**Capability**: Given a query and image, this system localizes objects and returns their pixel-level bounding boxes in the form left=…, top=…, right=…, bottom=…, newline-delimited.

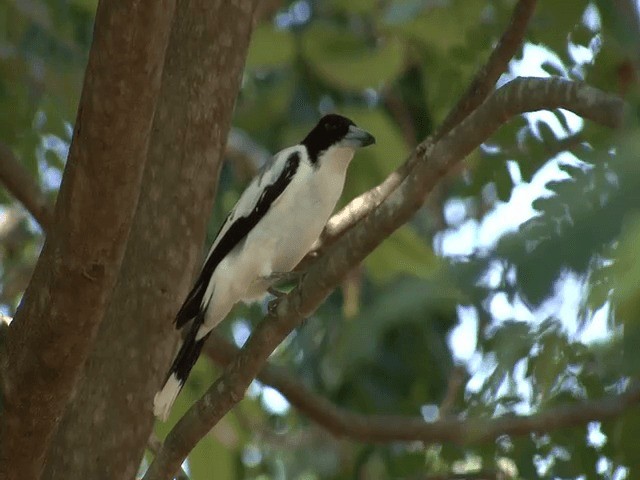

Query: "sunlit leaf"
left=533, top=0, right=590, bottom=56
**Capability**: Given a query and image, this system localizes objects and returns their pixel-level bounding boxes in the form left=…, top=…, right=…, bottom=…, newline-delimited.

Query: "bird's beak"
left=342, top=125, right=376, bottom=148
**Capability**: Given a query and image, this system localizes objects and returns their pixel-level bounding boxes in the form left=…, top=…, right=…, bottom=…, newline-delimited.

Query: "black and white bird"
left=153, top=114, right=375, bottom=420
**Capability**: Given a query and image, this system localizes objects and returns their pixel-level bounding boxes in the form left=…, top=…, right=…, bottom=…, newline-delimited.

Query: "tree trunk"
left=0, top=1, right=176, bottom=478
left=41, top=1, right=258, bottom=479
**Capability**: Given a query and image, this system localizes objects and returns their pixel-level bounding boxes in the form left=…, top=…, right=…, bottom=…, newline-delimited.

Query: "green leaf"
left=384, top=0, right=486, bottom=52
left=325, top=276, right=458, bottom=390
left=610, top=215, right=640, bottom=375
left=487, top=320, right=533, bottom=372
left=339, top=108, right=408, bottom=200
left=188, top=422, right=236, bottom=480
left=302, top=24, right=405, bottom=91
left=246, top=25, right=295, bottom=69
left=532, top=0, right=590, bottom=55
left=611, top=215, right=640, bottom=322
left=68, top=0, right=98, bottom=13
left=606, top=409, right=640, bottom=475
left=234, top=76, right=294, bottom=134
left=365, top=225, right=439, bottom=282
left=329, top=0, right=377, bottom=15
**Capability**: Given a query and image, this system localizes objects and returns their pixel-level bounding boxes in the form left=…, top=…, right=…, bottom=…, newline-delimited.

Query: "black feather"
left=174, top=151, right=302, bottom=328
left=166, top=312, right=208, bottom=386
left=301, top=114, right=355, bottom=163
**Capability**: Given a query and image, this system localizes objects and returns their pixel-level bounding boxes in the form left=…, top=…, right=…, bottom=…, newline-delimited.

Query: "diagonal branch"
left=0, top=142, right=53, bottom=232
left=432, top=0, right=538, bottom=141
left=203, top=334, right=640, bottom=445
left=144, top=78, right=626, bottom=479
left=147, top=433, right=189, bottom=480
left=299, top=0, right=538, bottom=267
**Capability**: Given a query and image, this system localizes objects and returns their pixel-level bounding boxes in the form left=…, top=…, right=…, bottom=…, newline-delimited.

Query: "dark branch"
left=144, top=77, right=626, bottom=480
left=203, top=334, right=639, bottom=447
left=0, top=142, right=53, bottom=232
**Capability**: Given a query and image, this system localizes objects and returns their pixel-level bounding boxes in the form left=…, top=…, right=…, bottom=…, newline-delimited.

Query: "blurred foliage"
left=2, top=0, right=640, bottom=479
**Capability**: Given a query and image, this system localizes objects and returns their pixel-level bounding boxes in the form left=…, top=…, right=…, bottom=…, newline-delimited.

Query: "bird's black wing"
left=175, top=150, right=302, bottom=328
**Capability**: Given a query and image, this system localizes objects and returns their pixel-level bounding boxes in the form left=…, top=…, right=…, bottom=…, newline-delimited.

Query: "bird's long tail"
left=153, top=313, right=209, bottom=421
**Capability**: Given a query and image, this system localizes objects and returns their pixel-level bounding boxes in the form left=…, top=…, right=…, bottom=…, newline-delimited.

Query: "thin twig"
left=0, top=141, right=53, bottom=232
left=439, top=366, right=466, bottom=418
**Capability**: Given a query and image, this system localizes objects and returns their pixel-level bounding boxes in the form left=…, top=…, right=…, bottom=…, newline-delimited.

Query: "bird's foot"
left=264, top=270, right=303, bottom=286
left=267, top=296, right=281, bottom=316
left=264, top=270, right=306, bottom=316
left=267, top=286, right=288, bottom=299
left=263, top=270, right=304, bottom=297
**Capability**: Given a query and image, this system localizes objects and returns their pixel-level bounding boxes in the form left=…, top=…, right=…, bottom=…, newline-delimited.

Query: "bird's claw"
left=267, top=296, right=281, bottom=316
left=267, top=286, right=288, bottom=298
left=264, top=270, right=307, bottom=316
left=264, top=270, right=303, bottom=285
left=264, top=270, right=305, bottom=298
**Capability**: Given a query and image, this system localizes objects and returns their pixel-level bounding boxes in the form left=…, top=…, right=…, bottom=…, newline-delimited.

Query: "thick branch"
left=0, top=141, right=53, bottom=232
left=147, top=433, right=189, bottom=480
left=40, top=1, right=257, bottom=479
left=301, top=0, right=538, bottom=265
left=144, top=78, right=626, bottom=479
left=0, top=1, right=176, bottom=478
left=203, top=335, right=639, bottom=445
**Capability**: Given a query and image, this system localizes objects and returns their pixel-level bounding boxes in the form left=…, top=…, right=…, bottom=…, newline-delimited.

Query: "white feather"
left=153, top=374, right=182, bottom=421
left=154, top=116, right=374, bottom=421
left=197, top=144, right=356, bottom=338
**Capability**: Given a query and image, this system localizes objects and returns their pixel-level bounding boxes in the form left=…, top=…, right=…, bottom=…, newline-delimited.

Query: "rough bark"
left=0, top=1, right=175, bottom=478
left=41, top=1, right=257, bottom=479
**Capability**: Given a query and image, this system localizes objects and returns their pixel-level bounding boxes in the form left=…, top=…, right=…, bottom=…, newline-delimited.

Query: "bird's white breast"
left=201, top=144, right=357, bottom=324
left=241, top=146, right=355, bottom=295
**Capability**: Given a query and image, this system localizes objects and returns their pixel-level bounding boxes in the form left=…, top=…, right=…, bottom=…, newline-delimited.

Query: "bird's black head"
left=302, top=114, right=375, bottom=163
